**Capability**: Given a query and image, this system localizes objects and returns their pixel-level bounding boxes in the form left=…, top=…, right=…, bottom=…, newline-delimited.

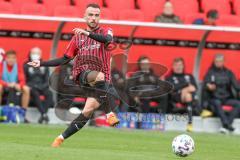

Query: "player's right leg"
left=51, top=97, right=100, bottom=147
left=85, top=70, right=119, bottom=126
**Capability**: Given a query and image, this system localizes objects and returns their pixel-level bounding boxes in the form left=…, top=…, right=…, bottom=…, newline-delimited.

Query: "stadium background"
left=0, top=0, right=240, bottom=160
left=0, top=0, right=240, bottom=131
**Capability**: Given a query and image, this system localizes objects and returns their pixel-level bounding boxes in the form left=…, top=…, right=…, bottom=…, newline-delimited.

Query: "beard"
left=87, top=22, right=98, bottom=30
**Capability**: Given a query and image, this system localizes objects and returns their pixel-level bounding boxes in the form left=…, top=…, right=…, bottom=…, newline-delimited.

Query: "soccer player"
left=28, top=3, right=119, bottom=147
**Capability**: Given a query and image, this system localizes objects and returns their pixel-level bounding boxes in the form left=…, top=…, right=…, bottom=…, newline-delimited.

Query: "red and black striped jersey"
left=64, top=26, right=113, bottom=82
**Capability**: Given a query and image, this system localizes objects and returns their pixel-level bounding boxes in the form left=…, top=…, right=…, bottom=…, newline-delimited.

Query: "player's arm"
left=27, top=55, right=71, bottom=68
left=40, top=55, right=71, bottom=66
left=73, top=28, right=113, bottom=44
left=88, top=33, right=112, bottom=43
left=28, top=35, right=77, bottom=68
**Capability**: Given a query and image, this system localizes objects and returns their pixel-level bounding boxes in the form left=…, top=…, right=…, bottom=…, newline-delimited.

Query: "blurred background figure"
left=193, top=9, right=219, bottom=25
left=0, top=50, right=30, bottom=121
left=24, top=47, right=53, bottom=124
left=202, top=54, right=240, bottom=134
left=111, top=58, right=128, bottom=112
left=0, top=48, right=5, bottom=63
left=128, top=56, right=168, bottom=113
left=155, top=1, right=182, bottom=24
left=166, top=57, right=198, bottom=132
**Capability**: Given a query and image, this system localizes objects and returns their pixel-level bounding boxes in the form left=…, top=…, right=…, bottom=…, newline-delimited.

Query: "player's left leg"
left=51, top=70, right=119, bottom=147
left=85, top=70, right=119, bottom=126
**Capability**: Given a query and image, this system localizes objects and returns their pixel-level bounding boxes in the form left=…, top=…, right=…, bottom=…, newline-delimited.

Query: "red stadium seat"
left=118, top=9, right=145, bottom=21
left=138, top=0, right=165, bottom=21
left=217, top=14, right=240, bottom=26
left=184, top=13, right=205, bottom=24
left=101, top=8, right=116, bottom=20
left=233, top=0, right=240, bottom=15
left=118, top=9, right=144, bottom=21
left=75, top=0, right=103, bottom=7
left=11, top=0, right=37, bottom=6
left=222, top=105, right=234, bottom=112
left=169, top=0, right=199, bottom=19
left=54, top=5, right=80, bottom=17
left=42, top=0, right=70, bottom=15
left=105, top=0, right=135, bottom=10
left=11, top=0, right=38, bottom=13
left=21, top=4, right=47, bottom=16
left=201, top=0, right=231, bottom=14
left=0, top=1, right=14, bottom=14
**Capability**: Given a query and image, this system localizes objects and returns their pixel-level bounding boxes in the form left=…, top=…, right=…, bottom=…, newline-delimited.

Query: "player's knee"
left=95, top=72, right=105, bottom=82
left=82, top=107, right=95, bottom=117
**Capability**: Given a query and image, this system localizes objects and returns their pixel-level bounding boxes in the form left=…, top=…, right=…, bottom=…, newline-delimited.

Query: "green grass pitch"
left=0, top=124, right=239, bottom=160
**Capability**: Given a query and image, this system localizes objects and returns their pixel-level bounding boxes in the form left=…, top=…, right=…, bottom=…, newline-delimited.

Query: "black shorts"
left=78, top=69, right=92, bottom=86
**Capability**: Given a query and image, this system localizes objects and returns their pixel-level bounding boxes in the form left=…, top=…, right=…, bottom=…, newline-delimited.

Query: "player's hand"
left=27, top=60, right=40, bottom=67
left=8, top=82, right=16, bottom=88
left=73, top=28, right=89, bottom=36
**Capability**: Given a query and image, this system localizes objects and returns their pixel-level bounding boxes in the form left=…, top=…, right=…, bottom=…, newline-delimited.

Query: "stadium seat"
left=169, top=0, right=199, bottom=19
left=105, top=0, right=135, bottom=10
left=75, top=0, right=103, bottom=7
left=222, top=105, right=234, bottom=112
left=233, top=0, right=240, bottom=15
left=184, top=13, right=205, bottom=24
left=21, top=4, right=47, bottom=16
left=118, top=9, right=145, bottom=21
left=217, top=14, right=240, bottom=26
left=11, top=0, right=37, bottom=5
left=138, top=0, right=165, bottom=21
left=201, top=0, right=231, bottom=14
left=11, top=0, right=38, bottom=13
left=0, top=1, right=14, bottom=14
left=54, top=5, right=80, bottom=17
left=42, top=0, right=70, bottom=15
left=101, top=8, right=116, bottom=20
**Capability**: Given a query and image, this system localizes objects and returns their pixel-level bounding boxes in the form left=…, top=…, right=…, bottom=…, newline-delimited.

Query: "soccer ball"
left=172, top=134, right=195, bottom=157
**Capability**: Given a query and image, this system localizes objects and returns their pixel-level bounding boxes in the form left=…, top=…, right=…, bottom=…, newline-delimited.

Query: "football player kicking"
left=28, top=3, right=119, bottom=147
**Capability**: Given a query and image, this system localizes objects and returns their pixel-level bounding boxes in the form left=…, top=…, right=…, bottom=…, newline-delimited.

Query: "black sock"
left=62, top=113, right=89, bottom=139
left=186, top=103, right=193, bottom=124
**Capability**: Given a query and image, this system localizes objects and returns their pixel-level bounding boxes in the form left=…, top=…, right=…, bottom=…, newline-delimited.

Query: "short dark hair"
left=6, top=50, right=16, bottom=56
left=86, top=3, right=100, bottom=9
left=207, top=9, right=219, bottom=19
left=173, top=57, right=184, bottom=64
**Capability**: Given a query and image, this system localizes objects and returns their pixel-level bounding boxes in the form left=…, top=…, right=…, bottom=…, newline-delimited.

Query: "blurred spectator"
left=155, top=1, right=182, bottom=24
left=202, top=54, right=240, bottom=133
left=24, top=47, right=53, bottom=124
left=0, top=50, right=30, bottom=119
left=193, top=9, right=219, bottom=25
left=166, top=57, right=198, bottom=132
left=128, top=56, right=168, bottom=113
left=111, top=59, right=128, bottom=112
left=0, top=48, right=5, bottom=63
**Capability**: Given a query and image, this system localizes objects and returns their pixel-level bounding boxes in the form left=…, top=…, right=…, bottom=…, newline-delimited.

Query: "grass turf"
left=0, top=124, right=239, bottom=160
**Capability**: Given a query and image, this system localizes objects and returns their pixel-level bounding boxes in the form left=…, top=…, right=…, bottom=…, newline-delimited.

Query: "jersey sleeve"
left=103, top=27, right=113, bottom=38
left=64, top=35, right=78, bottom=58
